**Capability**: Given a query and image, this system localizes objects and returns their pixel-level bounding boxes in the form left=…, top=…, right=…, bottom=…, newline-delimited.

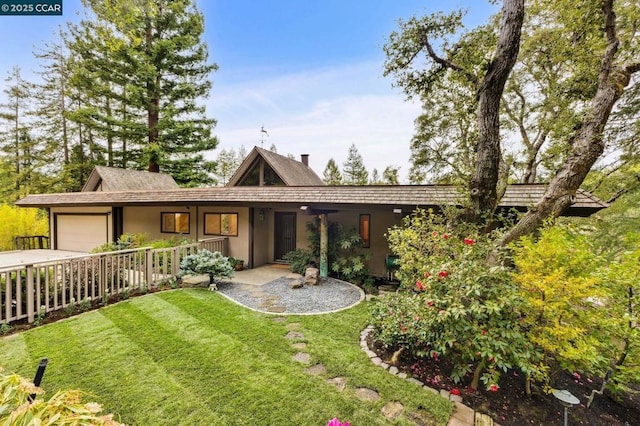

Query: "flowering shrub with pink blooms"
left=327, top=417, right=350, bottom=426
left=372, top=208, right=536, bottom=391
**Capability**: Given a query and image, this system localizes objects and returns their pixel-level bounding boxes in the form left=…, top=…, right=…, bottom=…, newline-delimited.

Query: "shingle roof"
left=227, top=146, right=325, bottom=186
left=81, top=166, right=179, bottom=192
left=16, top=184, right=607, bottom=216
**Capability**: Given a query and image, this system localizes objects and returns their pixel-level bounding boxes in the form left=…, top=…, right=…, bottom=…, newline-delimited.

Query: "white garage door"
left=56, top=214, right=109, bottom=252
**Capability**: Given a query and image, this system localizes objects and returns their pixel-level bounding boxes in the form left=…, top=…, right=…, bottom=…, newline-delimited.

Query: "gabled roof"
left=227, top=146, right=325, bottom=187
left=81, top=166, right=179, bottom=192
left=16, top=184, right=608, bottom=216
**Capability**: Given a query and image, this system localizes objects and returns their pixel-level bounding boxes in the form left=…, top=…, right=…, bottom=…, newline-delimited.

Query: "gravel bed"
left=216, top=277, right=364, bottom=314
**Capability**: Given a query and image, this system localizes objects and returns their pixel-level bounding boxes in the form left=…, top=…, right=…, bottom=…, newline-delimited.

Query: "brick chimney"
left=301, top=154, right=309, bottom=166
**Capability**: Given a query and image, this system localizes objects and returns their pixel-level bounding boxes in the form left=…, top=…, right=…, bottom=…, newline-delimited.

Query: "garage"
left=54, top=213, right=110, bottom=252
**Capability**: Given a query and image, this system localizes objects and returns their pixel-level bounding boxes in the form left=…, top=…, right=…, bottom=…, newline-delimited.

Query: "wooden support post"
left=320, top=214, right=328, bottom=278
left=26, top=265, right=34, bottom=323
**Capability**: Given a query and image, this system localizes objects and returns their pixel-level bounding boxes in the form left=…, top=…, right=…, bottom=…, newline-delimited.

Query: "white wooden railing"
left=0, top=237, right=227, bottom=325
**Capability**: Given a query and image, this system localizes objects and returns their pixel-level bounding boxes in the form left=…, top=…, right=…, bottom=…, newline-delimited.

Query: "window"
left=161, top=212, right=190, bottom=234
left=360, top=214, right=370, bottom=248
left=204, top=213, right=238, bottom=236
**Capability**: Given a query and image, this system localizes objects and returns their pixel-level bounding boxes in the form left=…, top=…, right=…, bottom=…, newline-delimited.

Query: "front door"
left=274, top=212, right=296, bottom=261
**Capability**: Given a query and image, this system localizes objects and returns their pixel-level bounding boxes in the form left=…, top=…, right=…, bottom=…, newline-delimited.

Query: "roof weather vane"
left=260, top=125, right=269, bottom=147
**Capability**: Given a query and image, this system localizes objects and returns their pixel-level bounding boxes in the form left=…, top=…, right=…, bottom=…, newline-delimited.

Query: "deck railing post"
left=26, top=265, right=35, bottom=323
left=145, top=248, right=153, bottom=286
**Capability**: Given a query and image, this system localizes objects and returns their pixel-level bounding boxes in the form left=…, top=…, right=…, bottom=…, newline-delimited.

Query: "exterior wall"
left=197, top=206, right=250, bottom=266
left=52, top=202, right=401, bottom=275
left=328, top=209, right=403, bottom=277
left=123, top=206, right=195, bottom=241
left=49, top=206, right=113, bottom=250
left=252, top=208, right=270, bottom=267
left=123, top=206, right=251, bottom=266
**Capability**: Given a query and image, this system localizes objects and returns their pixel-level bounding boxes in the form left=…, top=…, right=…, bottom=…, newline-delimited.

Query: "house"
left=16, top=146, right=608, bottom=277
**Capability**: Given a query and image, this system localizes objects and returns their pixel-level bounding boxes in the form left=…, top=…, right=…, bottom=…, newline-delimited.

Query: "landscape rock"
left=289, top=279, right=304, bottom=289
left=304, top=267, right=320, bottom=285
left=180, top=274, right=210, bottom=287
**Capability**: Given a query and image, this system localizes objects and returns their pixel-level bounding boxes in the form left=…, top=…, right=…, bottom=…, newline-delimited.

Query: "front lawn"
left=0, top=290, right=452, bottom=425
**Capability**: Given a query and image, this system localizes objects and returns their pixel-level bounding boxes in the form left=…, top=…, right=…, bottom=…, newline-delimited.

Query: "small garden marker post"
left=29, top=358, right=48, bottom=401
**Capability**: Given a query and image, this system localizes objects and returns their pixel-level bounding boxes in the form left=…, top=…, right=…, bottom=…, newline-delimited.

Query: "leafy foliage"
left=0, top=204, right=48, bottom=251
left=0, top=368, right=124, bottom=425
left=91, top=233, right=191, bottom=253
left=512, top=225, right=609, bottom=378
left=179, top=249, right=234, bottom=282
left=330, top=228, right=371, bottom=286
left=282, top=249, right=314, bottom=275
left=377, top=209, right=535, bottom=390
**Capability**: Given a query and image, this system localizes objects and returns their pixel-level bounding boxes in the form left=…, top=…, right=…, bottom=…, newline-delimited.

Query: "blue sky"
left=0, top=0, right=497, bottom=182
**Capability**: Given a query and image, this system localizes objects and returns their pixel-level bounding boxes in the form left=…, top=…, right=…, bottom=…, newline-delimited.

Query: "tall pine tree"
left=342, top=144, right=368, bottom=185
left=67, top=0, right=218, bottom=186
left=322, top=158, right=342, bottom=185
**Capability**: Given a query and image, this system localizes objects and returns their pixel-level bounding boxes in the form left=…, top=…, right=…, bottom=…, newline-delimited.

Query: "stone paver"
left=389, top=366, right=399, bottom=375
left=291, top=342, right=307, bottom=350
left=284, top=331, right=304, bottom=340
left=267, top=305, right=286, bottom=313
left=407, top=409, right=438, bottom=426
left=327, top=377, right=347, bottom=391
left=474, top=413, right=494, bottom=426
left=381, top=401, right=404, bottom=420
left=285, top=322, right=301, bottom=331
left=271, top=317, right=286, bottom=323
left=305, top=364, right=327, bottom=375
left=355, top=388, right=380, bottom=402
left=450, top=401, right=475, bottom=425
left=292, top=352, right=311, bottom=364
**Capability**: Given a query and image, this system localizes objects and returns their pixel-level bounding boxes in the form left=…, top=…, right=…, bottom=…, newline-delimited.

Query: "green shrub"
left=282, top=249, right=314, bottom=274
left=0, top=368, right=124, bottom=425
left=179, top=250, right=234, bottom=282
left=0, top=204, right=48, bottom=251
left=512, top=224, right=609, bottom=382
left=377, top=208, right=535, bottom=391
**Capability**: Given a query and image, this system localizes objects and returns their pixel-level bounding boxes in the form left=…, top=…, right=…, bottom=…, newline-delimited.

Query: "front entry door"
left=274, top=212, right=296, bottom=261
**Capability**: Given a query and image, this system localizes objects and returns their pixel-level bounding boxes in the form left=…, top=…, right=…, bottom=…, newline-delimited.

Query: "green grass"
left=0, top=290, right=452, bottom=425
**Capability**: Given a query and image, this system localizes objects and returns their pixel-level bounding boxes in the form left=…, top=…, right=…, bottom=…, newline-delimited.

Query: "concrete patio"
left=0, top=249, right=88, bottom=269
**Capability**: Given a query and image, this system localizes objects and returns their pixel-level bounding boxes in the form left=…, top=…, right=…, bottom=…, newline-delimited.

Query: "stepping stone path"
left=355, top=388, right=380, bottom=402
left=240, top=284, right=288, bottom=312
left=381, top=401, right=404, bottom=421
left=284, top=331, right=304, bottom=340
left=292, top=352, right=311, bottom=364
left=281, top=321, right=458, bottom=426
left=305, top=364, right=327, bottom=375
left=326, top=377, right=346, bottom=392
left=359, top=325, right=500, bottom=426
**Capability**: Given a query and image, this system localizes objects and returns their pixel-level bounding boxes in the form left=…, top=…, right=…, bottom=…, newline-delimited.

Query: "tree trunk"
left=470, top=0, right=525, bottom=218
left=502, top=0, right=639, bottom=246
left=146, top=15, right=160, bottom=173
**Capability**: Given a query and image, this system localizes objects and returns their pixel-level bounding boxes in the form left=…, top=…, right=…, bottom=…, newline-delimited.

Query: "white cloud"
left=206, top=61, right=422, bottom=182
